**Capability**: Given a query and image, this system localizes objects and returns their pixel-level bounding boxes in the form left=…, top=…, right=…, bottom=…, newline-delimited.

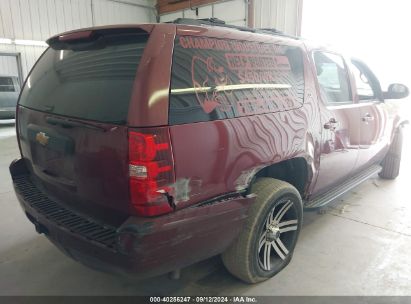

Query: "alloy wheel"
left=257, top=199, right=299, bottom=271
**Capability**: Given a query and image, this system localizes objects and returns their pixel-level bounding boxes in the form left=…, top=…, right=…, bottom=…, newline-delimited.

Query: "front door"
left=349, top=59, right=391, bottom=172
left=311, top=51, right=361, bottom=195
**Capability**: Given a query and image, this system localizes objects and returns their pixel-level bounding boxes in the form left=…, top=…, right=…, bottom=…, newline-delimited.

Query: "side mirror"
left=384, top=83, right=409, bottom=99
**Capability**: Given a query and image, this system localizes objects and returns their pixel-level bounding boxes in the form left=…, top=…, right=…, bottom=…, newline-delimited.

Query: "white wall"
left=0, top=0, right=302, bottom=81
left=0, top=45, right=44, bottom=82
left=160, top=0, right=247, bottom=26
left=254, top=0, right=302, bottom=35
left=301, top=0, right=410, bottom=90
left=0, top=0, right=155, bottom=80
left=92, top=0, right=156, bottom=27
left=159, top=0, right=302, bottom=34
left=0, top=55, right=18, bottom=76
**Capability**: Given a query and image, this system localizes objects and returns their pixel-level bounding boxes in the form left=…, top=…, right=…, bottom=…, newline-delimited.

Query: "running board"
left=304, top=164, right=382, bottom=210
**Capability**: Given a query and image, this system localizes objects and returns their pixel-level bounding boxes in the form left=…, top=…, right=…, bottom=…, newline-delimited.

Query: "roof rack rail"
left=257, top=28, right=299, bottom=40
left=170, top=18, right=257, bottom=33
left=169, top=18, right=299, bottom=40
left=259, top=28, right=284, bottom=34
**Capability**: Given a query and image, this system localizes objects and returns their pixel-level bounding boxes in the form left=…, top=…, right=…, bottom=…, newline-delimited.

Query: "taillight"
left=128, top=128, right=175, bottom=217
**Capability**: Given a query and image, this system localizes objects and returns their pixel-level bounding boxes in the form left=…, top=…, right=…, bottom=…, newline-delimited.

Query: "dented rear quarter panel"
left=168, top=26, right=323, bottom=209
left=116, top=194, right=254, bottom=276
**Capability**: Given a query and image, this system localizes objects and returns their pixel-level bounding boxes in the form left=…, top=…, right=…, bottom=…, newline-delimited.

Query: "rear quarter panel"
left=169, top=28, right=323, bottom=209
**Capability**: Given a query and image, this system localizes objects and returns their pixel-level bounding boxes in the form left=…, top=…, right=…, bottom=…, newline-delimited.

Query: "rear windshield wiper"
left=46, top=116, right=116, bottom=132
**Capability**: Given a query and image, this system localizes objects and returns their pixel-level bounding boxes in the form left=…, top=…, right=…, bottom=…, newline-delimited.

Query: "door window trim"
left=350, top=58, right=383, bottom=103
left=312, top=50, right=353, bottom=106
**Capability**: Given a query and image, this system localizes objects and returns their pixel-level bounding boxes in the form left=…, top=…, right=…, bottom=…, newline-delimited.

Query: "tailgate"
left=16, top=28, right=149, bottom=222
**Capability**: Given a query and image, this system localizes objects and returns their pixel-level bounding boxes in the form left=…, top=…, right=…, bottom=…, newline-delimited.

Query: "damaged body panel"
left=11, top=158, right=254, bottom=277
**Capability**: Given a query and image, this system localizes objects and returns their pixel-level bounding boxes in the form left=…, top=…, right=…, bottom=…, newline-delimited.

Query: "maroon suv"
left=9, top=19, right=409, bottom=283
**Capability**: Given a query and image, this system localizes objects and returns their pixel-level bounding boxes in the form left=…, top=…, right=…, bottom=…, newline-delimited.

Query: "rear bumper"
left=0, top=108, right=16, bottom=119
left=10, top=158, right=254, bottom=277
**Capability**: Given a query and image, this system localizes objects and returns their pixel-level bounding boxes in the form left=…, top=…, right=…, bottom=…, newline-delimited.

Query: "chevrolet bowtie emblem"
left=35, top=132, right=49, bottom=146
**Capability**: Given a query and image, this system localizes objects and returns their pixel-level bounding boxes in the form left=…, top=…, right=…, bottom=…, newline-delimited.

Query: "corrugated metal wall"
left=0, top=0, right=155, bottom=80
left=254, top=0, right=302, bottom=35
left=160, top=0, right=302, bottom=34
left=0, top=45, right=44, bottom=81
left=92, top=0, right=156, bottom=27
left=160, top=0, right=247, bottom=26
left=1, top=0, right=302, bottom=81
left=0, top=55, right=18, bottom=76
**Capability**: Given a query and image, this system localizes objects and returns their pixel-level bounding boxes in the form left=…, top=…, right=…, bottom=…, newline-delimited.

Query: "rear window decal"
left=170, top=36, right=304, bottom=125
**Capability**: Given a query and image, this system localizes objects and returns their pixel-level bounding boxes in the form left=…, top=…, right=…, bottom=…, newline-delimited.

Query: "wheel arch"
left=246, top=157, right=312, bottom=199
left=391, top=115, right=408, bottom=142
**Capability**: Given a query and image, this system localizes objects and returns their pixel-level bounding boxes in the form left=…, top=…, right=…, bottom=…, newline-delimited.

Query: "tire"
left=222, top=178, right=303, bottom=283
left=379, top=127, right=403, bottom=179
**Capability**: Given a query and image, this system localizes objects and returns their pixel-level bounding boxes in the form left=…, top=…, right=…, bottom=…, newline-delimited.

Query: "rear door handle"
left=324, top=118, right=338, bottom=130
left=362, top=113, right=374, bottom=122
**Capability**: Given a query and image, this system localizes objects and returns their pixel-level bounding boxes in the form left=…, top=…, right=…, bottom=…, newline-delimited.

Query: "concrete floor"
left=0, top=118, right=410, bottom=296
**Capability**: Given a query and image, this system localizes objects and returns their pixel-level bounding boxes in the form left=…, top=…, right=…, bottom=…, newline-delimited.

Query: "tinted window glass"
left=169, top=36, right=305, bottom=125
left=314, top=52, right=351, bottom=103
left=0, top=77, right=15, bottom=92
left=19, top=34, right=148, bottom=124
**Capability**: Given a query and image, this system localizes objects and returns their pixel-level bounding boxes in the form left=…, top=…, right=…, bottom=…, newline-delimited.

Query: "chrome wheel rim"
left=257, top=199, right=299, bottom=271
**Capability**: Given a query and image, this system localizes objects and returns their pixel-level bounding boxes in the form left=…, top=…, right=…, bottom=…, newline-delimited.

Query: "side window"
left=0, top=77, right=16, bottom=92
left=313, top=52, right=351, bottom=104
left=169, top=36, right=305, bottom=125
left=350, top=60, right=381, bottom=101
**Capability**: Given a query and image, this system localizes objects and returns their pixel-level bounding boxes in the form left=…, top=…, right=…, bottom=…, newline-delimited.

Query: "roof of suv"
left=47, top=20, right=304, bottom=49
left=44, top=21, right=309, bottom=127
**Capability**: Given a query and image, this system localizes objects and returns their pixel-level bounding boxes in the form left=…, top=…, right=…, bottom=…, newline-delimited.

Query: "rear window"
left=19, top=33, right=148, bottom=124
left=0, top=77, right=16, bottom=92
left=169, top=36, right=305, bottom=125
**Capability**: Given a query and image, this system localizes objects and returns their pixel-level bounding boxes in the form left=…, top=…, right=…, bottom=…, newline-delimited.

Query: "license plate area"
left=27, top=123, right=75, bottom=181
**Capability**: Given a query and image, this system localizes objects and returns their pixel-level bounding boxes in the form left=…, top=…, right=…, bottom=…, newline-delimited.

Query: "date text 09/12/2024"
left=149, top=296, right=258, bottom=303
